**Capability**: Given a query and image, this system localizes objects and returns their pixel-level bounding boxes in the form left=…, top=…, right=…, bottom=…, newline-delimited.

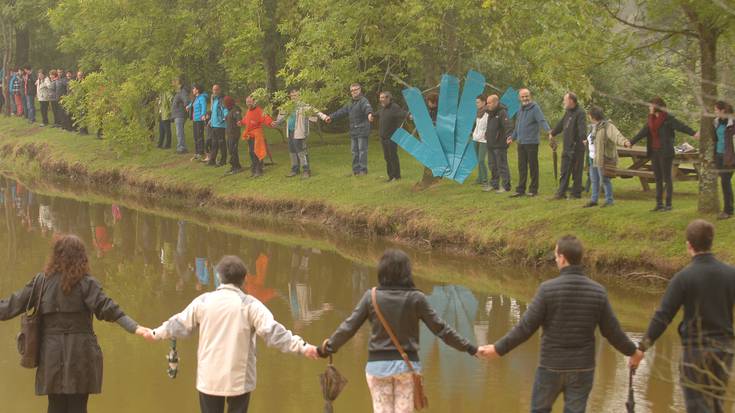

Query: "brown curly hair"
left=44, top=235, right=90, bottom=294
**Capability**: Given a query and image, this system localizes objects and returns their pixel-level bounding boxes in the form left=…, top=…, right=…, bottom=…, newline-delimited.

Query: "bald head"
left=486, top=94, right=499, bottom=110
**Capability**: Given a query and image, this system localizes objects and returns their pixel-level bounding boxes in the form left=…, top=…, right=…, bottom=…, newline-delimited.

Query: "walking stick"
left=625, top=367, right=636, bottom=412
left=167, top=339, right=179, bottom=379
left=551, top=141, right=559, bottom=181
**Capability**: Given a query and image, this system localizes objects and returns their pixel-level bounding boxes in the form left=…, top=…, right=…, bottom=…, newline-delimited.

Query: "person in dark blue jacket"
left=324, top=83, right=374, bottom=176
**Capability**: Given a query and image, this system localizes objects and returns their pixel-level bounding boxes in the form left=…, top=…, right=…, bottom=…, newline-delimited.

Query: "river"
left=0, top=175, right=729, bottom=412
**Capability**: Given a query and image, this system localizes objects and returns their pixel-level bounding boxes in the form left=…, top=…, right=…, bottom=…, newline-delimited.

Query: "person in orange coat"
left=239, top=96, right=274, bottom=177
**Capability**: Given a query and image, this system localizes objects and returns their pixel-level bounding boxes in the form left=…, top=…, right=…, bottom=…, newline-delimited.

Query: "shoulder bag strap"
left=25, top=273, right=45, bottom=315
left=371, top=287, right=416, bottom=372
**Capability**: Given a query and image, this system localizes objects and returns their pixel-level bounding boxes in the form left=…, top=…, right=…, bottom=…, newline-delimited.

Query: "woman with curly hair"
left=0, top=234, right=149, bottom=413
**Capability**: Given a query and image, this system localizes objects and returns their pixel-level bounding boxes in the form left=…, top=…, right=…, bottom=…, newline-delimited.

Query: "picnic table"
left=612, top=147, right=700, bottom=191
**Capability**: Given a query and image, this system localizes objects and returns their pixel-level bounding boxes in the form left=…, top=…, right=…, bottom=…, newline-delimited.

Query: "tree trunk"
left=262, top=0, right=280, bottom=94
left=15, top=26, right=29, bottom=66
left=696, top=27, right=720, bottom=214
left=1, top=17, right=13, bottom=116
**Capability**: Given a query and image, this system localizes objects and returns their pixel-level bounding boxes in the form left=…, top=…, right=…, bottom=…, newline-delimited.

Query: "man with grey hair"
left=147, top=255, right=319, bottom=413
left=324, top=83, right=374, bottom=176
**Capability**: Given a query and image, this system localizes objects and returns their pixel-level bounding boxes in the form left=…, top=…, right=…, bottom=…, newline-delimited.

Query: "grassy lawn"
left=1, top=114, right=732, bottom=277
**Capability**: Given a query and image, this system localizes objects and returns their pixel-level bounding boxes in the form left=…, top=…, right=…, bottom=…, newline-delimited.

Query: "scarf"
left=648, top=112, right=667, bottom=150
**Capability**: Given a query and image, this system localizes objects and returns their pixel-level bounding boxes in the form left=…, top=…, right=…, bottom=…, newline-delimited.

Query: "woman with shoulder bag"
left=0, top=234, right=149, bottom=413
left=317, top=249, right=478, bottom=413
left=583, top=106, right=631, bottom=208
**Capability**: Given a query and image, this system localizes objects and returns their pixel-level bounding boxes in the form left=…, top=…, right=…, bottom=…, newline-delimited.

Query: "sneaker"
left=510, top=192, right=525, bottom=198
left=582, top=201, right=598, bottom=208
left=481, top=185, right=495, bottom=193
left=717, top=212, right=732, bottom=220
left=495, top=188, right=507, bottom=194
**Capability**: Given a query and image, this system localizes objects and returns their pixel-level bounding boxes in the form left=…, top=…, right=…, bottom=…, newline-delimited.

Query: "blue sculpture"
left=390, top=70, right=487, bottom=184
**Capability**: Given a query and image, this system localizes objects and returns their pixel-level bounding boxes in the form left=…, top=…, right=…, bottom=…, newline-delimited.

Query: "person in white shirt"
left=472, top=95, right=489, bottom=188
left=146, top=255, right=319, bottom=413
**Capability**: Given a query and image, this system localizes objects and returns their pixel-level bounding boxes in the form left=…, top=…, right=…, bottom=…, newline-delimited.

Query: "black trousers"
left=208, top=127, right=227, bottom=165
left=47, top=394, right=89, bottom=413
left=516, top=143, right=539, bottom=194
left=228, top=135, right=242, bottom=170
left=158, top=119, right=172, bottom=148
left=40, top=101, right=50, bottom=125
left=381, top=138, right=401, bottom=179
left=248, top=139, right=263, bottom=174
left=557, top=149, right=585, bottom=197
left=199, top=392, right=250, bottom=413
left=681, top=347, right=733, bottom=413
left=193, top=121, right=206, bottom=155
left=716, top=154, right=734, bottom=215
left=651, top=150, right=674, bottom=207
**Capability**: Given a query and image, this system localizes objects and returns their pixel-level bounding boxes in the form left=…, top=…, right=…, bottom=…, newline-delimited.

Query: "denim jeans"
left=174, top=117, right=187, bottom=152
left=589, top=163, right=613, bottom=205
left=530, top=367, right=594, bottom=413
left=24, top=95, right=35, bottom=122
left=289, top=137, right=310, bottom=173
left=351, top=135, right=368, bottom=174
left=680, top=346, right=733, bottom=413
left=475, top=141, right=488, bottom=184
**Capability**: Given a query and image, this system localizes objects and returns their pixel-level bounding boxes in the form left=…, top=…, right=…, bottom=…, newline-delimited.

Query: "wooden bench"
left=614, top=147, right=700, bottom=191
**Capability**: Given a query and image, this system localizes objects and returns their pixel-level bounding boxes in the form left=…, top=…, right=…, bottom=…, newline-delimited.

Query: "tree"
left=597, top=0, right=735, bottom=213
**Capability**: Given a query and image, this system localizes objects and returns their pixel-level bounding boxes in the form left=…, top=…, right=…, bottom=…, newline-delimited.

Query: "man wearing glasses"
left=324, top=83, right=374, bottom=176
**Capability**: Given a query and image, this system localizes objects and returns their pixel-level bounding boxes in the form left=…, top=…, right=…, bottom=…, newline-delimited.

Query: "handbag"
left=17, top=273, right=46, bottom=369
left=371, top=287, right=429, bottom=410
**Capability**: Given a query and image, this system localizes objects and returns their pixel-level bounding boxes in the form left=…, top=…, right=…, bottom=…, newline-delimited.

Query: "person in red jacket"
left=239, top=95, right=274, bottom=177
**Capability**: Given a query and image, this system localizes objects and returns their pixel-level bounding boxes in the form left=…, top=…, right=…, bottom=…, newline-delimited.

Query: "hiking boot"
left=582, top=201, right=598, bottom=208
left=717, top=212, right=732, bottom=220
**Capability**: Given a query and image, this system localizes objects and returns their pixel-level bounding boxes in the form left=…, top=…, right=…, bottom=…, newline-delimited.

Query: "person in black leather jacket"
left=318, top=249, right=477, bottom=413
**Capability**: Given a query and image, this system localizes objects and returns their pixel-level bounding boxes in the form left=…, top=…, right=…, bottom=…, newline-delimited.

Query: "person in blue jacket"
left=507, top=88, right=551, bottom=198
left=207, top=84, right=228, bottom=167
left=187, top=84, right=208, bottom=161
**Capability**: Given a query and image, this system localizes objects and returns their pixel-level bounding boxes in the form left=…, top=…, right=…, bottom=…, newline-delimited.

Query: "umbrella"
left=319, top=354, right=348, bottom=413
left=551, top=140, right=559, bottom=181
left=626, top=367, right=636, bottom=412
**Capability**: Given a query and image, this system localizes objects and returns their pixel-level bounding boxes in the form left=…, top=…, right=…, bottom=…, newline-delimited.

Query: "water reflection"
left=0, top=176, right=713, bottom=412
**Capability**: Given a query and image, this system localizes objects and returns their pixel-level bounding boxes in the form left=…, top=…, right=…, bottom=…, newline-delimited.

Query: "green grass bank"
left=1, top=115, right=732, bottom=278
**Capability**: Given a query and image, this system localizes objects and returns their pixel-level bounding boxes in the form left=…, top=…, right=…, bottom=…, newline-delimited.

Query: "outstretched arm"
left=0, top=275, right=38, bottom=321
left=83, top=277, right=139, bottom=333
left=598, top=297, right=637, bottom=356
left=417, top=293, right=477, bottom=355
left=151, top=298, right=201, bottom=340
left=321, top=292, right=370, bottom=356
left=494, top=286, right=546, bottom=356
left=250, top=299, right=309, bottom=355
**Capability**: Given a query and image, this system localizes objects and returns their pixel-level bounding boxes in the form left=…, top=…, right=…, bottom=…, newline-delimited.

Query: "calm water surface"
left=0, top=176, right=730, bottom=412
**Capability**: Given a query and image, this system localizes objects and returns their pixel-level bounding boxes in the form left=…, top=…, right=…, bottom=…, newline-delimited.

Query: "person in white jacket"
left=36, top=70, right=52, bottom=127
left=147, top=255, right=319, bottom=413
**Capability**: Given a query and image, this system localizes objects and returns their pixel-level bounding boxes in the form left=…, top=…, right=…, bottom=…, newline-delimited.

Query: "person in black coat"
left=374, top=91, right=409, bottom=182
left=0, top=235, right=149, bottom=413
left=629, top=97, right=699, bottom=211
left=549, top=92, right=587, bottom=199
left=633, top=219, right=735, bottom=413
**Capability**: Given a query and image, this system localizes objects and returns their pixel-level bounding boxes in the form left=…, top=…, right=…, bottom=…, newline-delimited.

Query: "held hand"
left=624, top=140, right=632, bottom=148
left=694, top=131, right=701, bottom=139
left=368, top=113, right=374, bottom=123
left=506, top=137, right=513, bottom=146
left=476, top=344, right=499, bottom=360
left=582, top=140, right=587, bottom=146
left=324, top=116, right=332, bottom=124
left=303, top=344, right=319, bottom=360
left=629, top=349, right=644, bottom=369
left=135, top=326, right=150, bottom=337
